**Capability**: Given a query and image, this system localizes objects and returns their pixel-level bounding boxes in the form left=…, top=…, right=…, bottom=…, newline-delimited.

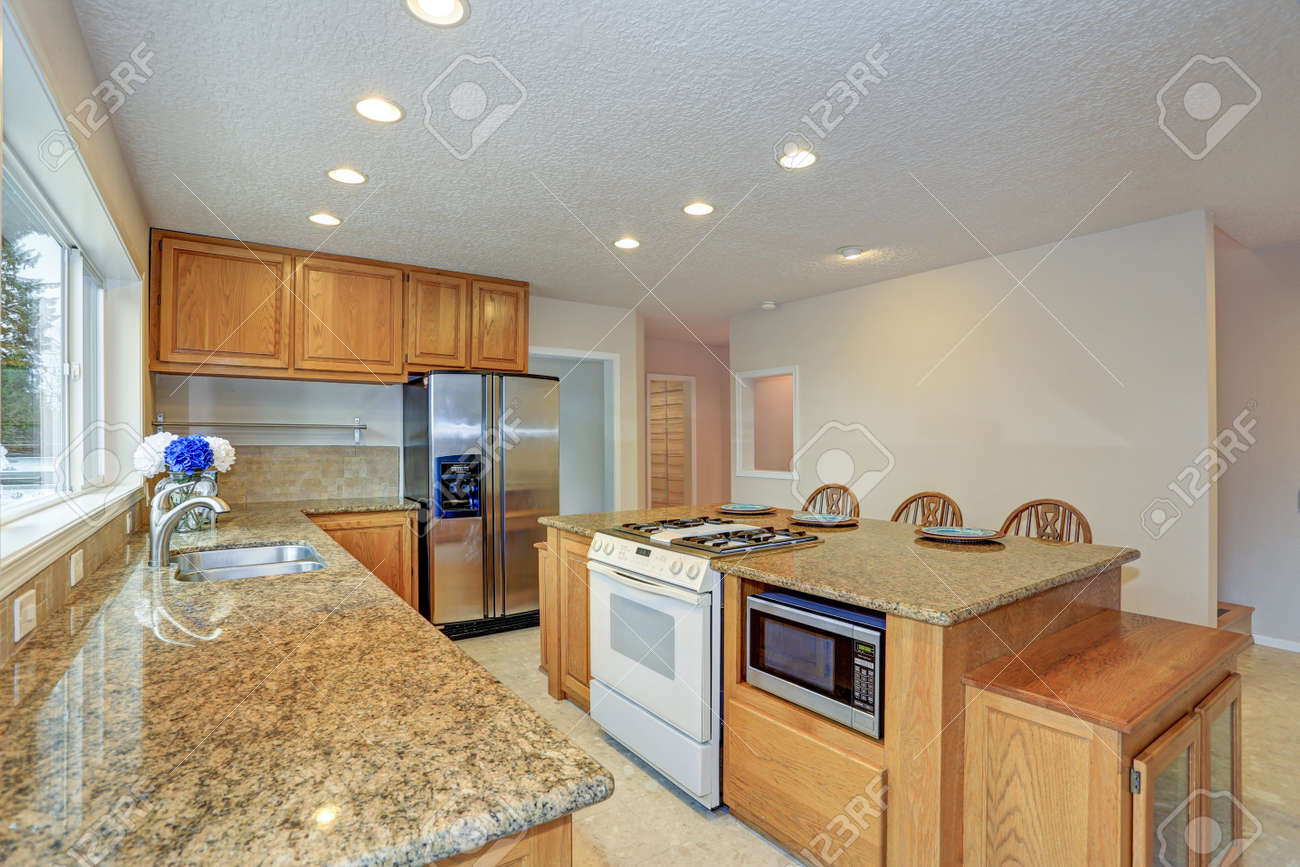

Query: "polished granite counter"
left=1, top=499, right=612, bottom=865
left=541, top=505, right=1139, bottom=625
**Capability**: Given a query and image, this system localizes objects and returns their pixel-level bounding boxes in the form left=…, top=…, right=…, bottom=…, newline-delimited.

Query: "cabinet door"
left=407, top=270, right=470, bottom=369
left=311, top=512, right=417, bottom=609
left=158, top=237, right=292, bottom=369
left=293, top=257, right=405, bottom=376
left=559, top=534, right=590, bottom=711
left=1195, top=674, right=1249, bottom=864
left=1133, top=713, right=1202, bottom=867
left=470, top=280, right=528, bottom=372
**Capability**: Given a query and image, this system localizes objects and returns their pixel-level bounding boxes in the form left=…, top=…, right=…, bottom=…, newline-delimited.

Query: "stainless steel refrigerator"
left=403, top=371, right=559, bottom=637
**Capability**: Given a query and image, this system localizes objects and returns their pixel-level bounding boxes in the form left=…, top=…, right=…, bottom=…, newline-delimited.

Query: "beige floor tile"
left=459, top=628, right=1300, bottom=866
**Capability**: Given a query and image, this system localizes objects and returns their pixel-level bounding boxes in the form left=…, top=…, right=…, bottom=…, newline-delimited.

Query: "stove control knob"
left=603, top=540, right=616, bottom=555
left=669, top=559, right=684, bottom=575
left=686, top=562, right=701, bottom=579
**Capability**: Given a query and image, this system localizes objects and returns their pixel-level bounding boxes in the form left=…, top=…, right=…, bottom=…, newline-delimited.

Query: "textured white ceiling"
left=70, top=0, right=1300, bottom=328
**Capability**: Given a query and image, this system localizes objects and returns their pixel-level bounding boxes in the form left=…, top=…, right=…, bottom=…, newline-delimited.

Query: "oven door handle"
left=587, top=561, right=709, bottom=607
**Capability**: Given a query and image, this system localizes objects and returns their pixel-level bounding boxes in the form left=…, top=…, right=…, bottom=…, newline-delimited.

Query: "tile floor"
left=459, top=628, right=1299, bottom=866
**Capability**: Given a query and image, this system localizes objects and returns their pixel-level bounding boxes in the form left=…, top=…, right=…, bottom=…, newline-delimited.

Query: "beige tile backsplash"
left=212, top=446, right=400, bottom=507
left=0, top=446, right=400, bottom=666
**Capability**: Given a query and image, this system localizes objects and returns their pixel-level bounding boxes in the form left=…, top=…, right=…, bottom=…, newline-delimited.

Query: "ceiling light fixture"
left=760, top=300, right=778, bottom=311
left=327, top=168, right=367, bottom=185
left=614, top=238, right=640, bottom=249
left=308, top=212, right=342, bottom=227
left=405, top=0, right=470, bottom=27
left=776, top=147, right=817, bottom=170
left=837, top=246, right=867, bottom=260
left=683, top=202, right=714, bottom=216
left=354, top=97, right=404, bottom=123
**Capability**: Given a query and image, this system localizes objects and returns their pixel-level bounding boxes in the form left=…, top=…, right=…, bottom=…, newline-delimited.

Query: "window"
left=735, top=367, right=797, bottom=478
left=0, top=160, right=104, bottom=517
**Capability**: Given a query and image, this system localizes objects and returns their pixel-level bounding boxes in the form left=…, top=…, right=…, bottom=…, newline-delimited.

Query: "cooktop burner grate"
left=621, top=516, right=735, bottom=534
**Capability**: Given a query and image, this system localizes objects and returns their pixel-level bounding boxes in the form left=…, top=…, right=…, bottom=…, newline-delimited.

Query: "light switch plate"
left=14, top=590, right=37, bottom=642
left=70, top=550, right=85, bottom=587
left=125, top=509, right=136, bottom=534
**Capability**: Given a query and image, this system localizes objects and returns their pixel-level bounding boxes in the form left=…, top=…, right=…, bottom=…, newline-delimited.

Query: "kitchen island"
left=539, top=505, right=1248, bottom=866
left=0, top=499, right=612, bottom=865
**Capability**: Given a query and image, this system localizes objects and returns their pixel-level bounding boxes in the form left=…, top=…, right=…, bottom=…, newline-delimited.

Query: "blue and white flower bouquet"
left=133, top=432, right=237, bottom=532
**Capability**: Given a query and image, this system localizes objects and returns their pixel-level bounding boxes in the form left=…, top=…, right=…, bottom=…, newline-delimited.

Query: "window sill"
left=0, top=479, right=144, bottom=600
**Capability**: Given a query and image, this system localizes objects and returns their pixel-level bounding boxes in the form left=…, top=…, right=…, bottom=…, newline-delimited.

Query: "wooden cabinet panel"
left=470, top=280, right=528, bottom=372
left=559, top=533, right=590, bottom=711
left=435, top=815, right=571, bottom=866
left=158, top=237, right=292, bottom=369
left=725, top=699, right=886, bottom=866
left=407, top=270, right=470, bottom=369
left=310, top=511, right=417, bottom=609
left=293, top=257, right=405, bottom=376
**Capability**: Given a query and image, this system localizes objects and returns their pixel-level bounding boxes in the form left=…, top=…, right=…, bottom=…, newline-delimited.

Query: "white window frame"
left=734, top=365, right=798, bottom=480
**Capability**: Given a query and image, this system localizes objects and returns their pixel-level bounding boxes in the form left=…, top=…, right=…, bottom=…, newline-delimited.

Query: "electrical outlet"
left=13, top=590, right=37, bottom=642
left=125, top=509, right=136, bottom=534
left=70, top=550, right=85, bottom=587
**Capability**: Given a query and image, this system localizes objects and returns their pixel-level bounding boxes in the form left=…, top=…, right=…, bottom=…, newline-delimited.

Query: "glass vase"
left=167, top=470, right=219, bottom=533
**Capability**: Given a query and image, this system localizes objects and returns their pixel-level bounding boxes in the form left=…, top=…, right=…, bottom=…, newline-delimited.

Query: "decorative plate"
left=914, top=526, right=1005, bottom=543
left=718, top=503, right=776, bottom=515
left=790, top=511, right=859, bottom=527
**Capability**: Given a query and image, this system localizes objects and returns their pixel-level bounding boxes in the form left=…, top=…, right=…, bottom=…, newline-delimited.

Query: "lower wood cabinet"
left=962, top=612, right=1250, bottom=867
left=309, top=510, right=417, bottom=610
left=539, top=529, right=590, bottom=712
left=434, top=814, right=572, bottom=866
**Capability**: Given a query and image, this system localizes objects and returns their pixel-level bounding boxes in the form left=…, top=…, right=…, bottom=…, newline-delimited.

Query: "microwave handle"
left=587, top=561, right=708, bottom=607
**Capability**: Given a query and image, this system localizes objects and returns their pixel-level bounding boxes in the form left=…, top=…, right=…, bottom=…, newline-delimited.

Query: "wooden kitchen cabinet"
left=156, top=236, right=292, bottom=370
left=470, top=279, right=529, bottom=372
left=540, top=528, right=591, bottom=712
left=962, top=612, right=1250, bottom=867
left=293, top=256, right=405, bottom=377
left=309, top=510, right=418, bottom=610
left=407, top=269, right=470, bottom=369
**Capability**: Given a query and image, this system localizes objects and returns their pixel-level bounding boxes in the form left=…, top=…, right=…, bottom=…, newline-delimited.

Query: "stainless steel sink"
left=173, top=544, right=326, bottom=582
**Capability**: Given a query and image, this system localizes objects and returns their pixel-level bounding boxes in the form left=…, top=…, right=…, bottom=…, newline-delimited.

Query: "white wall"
left=528, top=355, right=612, bottom=513
left=731, top=211, right=1217, bottom=626
left=531, top=295, right=643, bottom=509
left=1215, top=232, right=1300, bottom=649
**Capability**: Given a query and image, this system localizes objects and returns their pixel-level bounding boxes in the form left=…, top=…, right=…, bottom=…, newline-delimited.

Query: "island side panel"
left=883, top=565, right=1122, bottom=866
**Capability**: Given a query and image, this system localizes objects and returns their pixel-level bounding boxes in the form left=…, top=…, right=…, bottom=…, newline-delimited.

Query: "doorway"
left=647, top=374, right=696, bottom=507
left=528, top=351, right=617, bottom=514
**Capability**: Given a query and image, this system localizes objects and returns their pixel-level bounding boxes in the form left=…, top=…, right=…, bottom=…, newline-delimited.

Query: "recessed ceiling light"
left=683, top=202, right=714, bottom=216
left=776, top=147, right=817, bottom=170
left=327, top=168, right=367, bottom=185
left=760, top=300, right=778, bottom=311
left=355, top=97, right=404, bottom=123
left=405, top=0, right=470, bottom=26
left=838, top=246, right=867, bottom=260
left=614, top=238, right=640, bottom=249
left=308, top=212, right=342, bottom=227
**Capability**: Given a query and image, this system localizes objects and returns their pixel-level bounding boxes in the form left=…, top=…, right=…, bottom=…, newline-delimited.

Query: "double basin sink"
left=173, top=544, right=326, bottom=582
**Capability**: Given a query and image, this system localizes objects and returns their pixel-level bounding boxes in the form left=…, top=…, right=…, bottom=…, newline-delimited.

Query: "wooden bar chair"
left=1000, top=498, right=1092, bottom=543
left=801, top=484, right=860, bottom=518
left=891, top=491, right=964, bottom=527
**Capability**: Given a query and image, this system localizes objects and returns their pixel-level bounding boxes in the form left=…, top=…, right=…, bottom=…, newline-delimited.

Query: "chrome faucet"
left=151, top=496, right=231, bottom=567
left=149, top=479, right=186, bottom=535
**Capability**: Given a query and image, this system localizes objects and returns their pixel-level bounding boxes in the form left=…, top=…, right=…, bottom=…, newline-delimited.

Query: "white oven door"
left=587, top=561, right=712, bottom=741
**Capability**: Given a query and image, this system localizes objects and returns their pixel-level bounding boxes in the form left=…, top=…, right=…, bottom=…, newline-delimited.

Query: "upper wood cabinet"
left=407, top=270, right=470, bottom=369
left=157, top=237, right=292, bottom=370
left=293, top=257, right=405, bottom=376
left=470, top=279, right=529, bottom=372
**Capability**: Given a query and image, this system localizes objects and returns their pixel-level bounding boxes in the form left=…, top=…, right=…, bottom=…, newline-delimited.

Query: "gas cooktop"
left=614, top=516, right=818, bottom=556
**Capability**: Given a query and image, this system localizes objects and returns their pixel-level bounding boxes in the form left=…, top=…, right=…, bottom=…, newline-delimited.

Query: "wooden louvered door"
left=648, top=376, right=695, bottom=507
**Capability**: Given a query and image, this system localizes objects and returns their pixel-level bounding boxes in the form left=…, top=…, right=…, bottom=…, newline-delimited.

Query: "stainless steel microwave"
left=745, top=591, right=885, bottom=739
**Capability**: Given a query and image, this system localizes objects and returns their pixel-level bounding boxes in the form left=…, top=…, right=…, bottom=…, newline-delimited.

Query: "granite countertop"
left=542, top=505, right=1139, bottom=626
left=1, top=499, right=612, bottom=865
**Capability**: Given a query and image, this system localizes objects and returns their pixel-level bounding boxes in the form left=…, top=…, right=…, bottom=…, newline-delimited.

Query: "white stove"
left=584, top=517, right=817, bottom=809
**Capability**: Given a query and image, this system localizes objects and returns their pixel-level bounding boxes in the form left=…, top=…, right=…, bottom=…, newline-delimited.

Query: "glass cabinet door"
left=1133, top=713, right=1202, bottom=866
left=1195, top=674, right=1249, bottom=865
